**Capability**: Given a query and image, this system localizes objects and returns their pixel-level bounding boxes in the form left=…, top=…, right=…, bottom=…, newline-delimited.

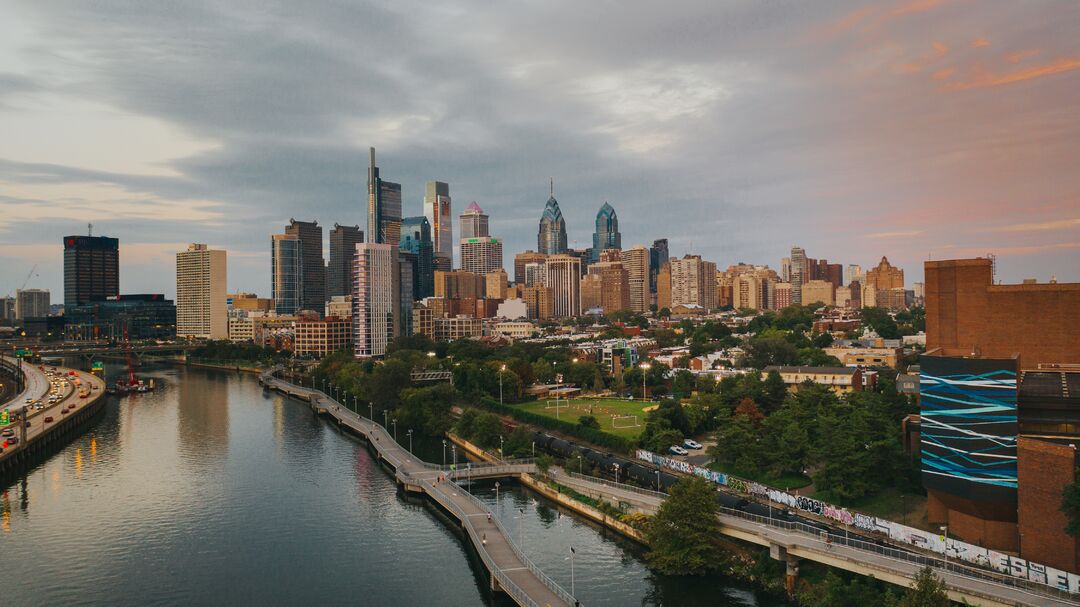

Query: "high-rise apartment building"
left=459, top=201, right=489, bottom=239
left=63, top=234, right=119, bottom=307
left=649, top=239, right=669, bottom=294
left=781, top=257, right=791, bottom=283
left=734, top=274, right=765, bottom=310
left=801, top=279, right=835, bottom=306
left=667, top=255, right=717, bottom=309
left=424, top=181, right=453, bottom=271
left=544, top=254, right=581, bottom=318
left=15, top=289, right=50, bottom=320
left=623, top=246, right=650, bottom=313
left=271, top=234, right=302, bottom=315
left=400, top=216, right=435, bottom=299
left=538, top=183, right=567, bottom=255
left=773, top=282, right=793, bottom=310
left=461, top=238, right=503, bottom=275
left=591, top=202, right=621, bottom=262
left=581, top=251, right=630, bottom=314
left=285, top=219, right=325, bottom=311
left=524, top=263, right=545, bottom=287
left=353, top=243, right=398, bottom=358
left=328, top=224, right=363, bottom=299
left=434, top=270, right=485, bottom=300
left=865, top=256, right=904, bottom=291
left=789, top=246, right=807, bottom=305
left=514, top=251, right=548, bottom=285
left=0, top=297, right=15, bottom=323
left=485, top=270, right=508, bottom=299
left=367, top=147, right=402, bottom=245
left=522, top=285, right=554, bottom=320
left=176, top=243, right=227, bottom=339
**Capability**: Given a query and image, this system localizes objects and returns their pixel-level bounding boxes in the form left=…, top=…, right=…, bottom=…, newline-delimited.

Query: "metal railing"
left=560, top=471, right=668, bottom=500
left=717, top=506, right=1080, bottom=605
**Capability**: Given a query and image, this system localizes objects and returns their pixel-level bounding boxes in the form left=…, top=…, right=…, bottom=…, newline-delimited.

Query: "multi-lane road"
left=1, top=358, right=105, bottom=458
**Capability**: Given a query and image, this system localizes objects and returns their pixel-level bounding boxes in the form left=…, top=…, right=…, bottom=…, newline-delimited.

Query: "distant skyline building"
left=591, top=202, right=621, bottom=262
left=400, top=216, right=435, bottom=299
left=514, top=251, right=548, bottom=285
left=271, top=233, right=302, bottom=315
left=63, top=234, right=119, bottom=307
left=353, top=242, right=398, bottom=358
left=328, top=224, right=363, bottom=299
left=15, top=288, right=50, bottom=320
left=544, top=254, right=581, bottom=318
left=176, top=243, right=227, bottom=340
left=846, top=263, right=864, bottom=285
left=790, top=246, right=807, bottom=305
left=285, top=219, right=325, bottom=311
left=623, top=246, right=650, bottom=314
left=424, top=180, right=453, bottom=271
left=367, top=147, right=402, bottom=245
left=537, top=182, right=567, bottom=255
left=649, top=238, right=669, bottom=295
left=461, top=237, right=504, bottom=276
left=459, top=201, right=489, bottom=239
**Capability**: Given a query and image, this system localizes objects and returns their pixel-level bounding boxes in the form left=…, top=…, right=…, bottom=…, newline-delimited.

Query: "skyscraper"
left=176, top=244, right=227, bottom=339
left=328, top=224, right=363, bottom=299
left=544, top=254, right=581, bottom=318
left=424, top=181, right=453, bottom=271
left=591, top=202, right=621, bottom=262
left=271, top=234, right=302, bottom=315
left=538, top=182, right=567, bottom=255
left=285, top=219, right=325, bottom=311
left=14, top=289, right=50, bottom=320
left=353, top=242, right=398, bottom=358
left=367, top=147, right=402, bottom=245
left=400, top=216, right=434, bottom=299
left=460, top=238, right=504, bottom=275
left=623, top=246, right=651, bottom=314
left=649, top=238, right=669, bottom=295
left=514, top=251, right=548, bottom=285
left=459, top=201, right=489, bottom=239
left=63, top=234, right=119, bottom=306
left=668, top=255, right=718, bottom=309
left=790, top=246, right=807, bottom=305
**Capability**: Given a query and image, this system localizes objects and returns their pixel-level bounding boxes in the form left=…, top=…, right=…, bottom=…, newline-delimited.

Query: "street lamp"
left=452, top=444, right=458, bottom=469
left=499, top=364, right=506, bottom=404
left=392, top=418, right=398, bottom=442
left=655, top=469, right=661, bottom=492
left=639, top=362, right=651, bottom=399
left=382, top=409, right=388, bottom=429
left=442, top=439, right=447, bottom=466
left=499, top=434, right=504, bottom=458
left=518, top=507, right=525, bottom=548
left=495, top=481, right=500, bottom=505
left=407, top=429, right=413, bottom=454
left=940, top=525, right=949, bottom=568
left=613, top=463, right=620, bottom=485
left=369, top=401, right=373, bottom=422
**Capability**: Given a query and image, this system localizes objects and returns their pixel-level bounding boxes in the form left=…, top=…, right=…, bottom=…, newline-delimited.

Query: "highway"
left=1, top=361, right=105, bottom=459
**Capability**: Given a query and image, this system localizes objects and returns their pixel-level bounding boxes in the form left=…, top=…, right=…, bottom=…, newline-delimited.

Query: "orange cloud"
left=814, top=0, right=948, bottom=40
left=1005, top=48, right=1040, bottom=64
left=949, top=242, right=1080, bottom=256
left=946, top=56, right=1080, bottom=90
left=898, top=41, right=950, bottom=73
left=933, top=67, right=955, bottom=80
left=888, top=0, right=947, bottom=19
left=970, top=37, right=990, bottom=48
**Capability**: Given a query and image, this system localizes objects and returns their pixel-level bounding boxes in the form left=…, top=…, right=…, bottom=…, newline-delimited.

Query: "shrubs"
left=475, top=397, right=634, bottom=453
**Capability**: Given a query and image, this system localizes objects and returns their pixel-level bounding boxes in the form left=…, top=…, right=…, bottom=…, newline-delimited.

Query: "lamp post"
left=369, top=401, right=373, bottom=422
left=640, top=362, right=651, bottom=400
left=940, top=525, right=949, bottom=569
left=518, top=507, right=525, bottom=549
left=392, top=418, right=398, bottom=442
left=531, top=441, right=535, bottom=458
left=407, top=429, right=413, bottom=454
left=613, top=463, right=620, bottom=485
left=452, top=444, right=458, bottom=469
left=499, top=364, right=506, bottom=404
left=382, top=409, right=388, bottom=429
left=570, top=547, right=576, bottom=600
left=442, top=439, right=447, bottom=466
left=656, top=468, right=661, bottom=492
left=495, top=481, right=500, bottom=505
left=499, top=435, right=504, bottom=459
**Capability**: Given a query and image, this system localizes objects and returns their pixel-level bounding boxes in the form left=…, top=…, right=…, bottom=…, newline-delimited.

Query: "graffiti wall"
left=635, top=449, right=1080, bottom=594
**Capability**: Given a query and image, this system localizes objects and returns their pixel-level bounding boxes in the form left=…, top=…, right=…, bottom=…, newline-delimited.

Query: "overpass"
left=260, top=369, right=577, bottom=607
left=32, top=342, right=198, bottom=359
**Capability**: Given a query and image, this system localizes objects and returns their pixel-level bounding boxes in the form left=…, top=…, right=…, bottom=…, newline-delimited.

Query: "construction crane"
left=5, top=264, right=38, bottom=298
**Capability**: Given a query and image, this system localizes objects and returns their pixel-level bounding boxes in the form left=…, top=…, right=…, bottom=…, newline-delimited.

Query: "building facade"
left=271, top=234, right=302, bottom=315
left=424, top=180, right=453, bottom=271
left=460, top=237, right=504, bottom=275
left=591, top=202, right=621, bottom=262
left=328, top=224, right=363, bottom=299
left=63, top=234, right=119, bottom=307
left=353, top=243, right=398, bottom=358
left=514, top=251, right=547, bottom=285
left=789, top=246, right=807, bottom=305
left=295, top=317, right=351, bottom=357
left=284, top=219, right=325, bottom=311
left=544, top=254, right=581, bottom=318
left=649, top=238, right=668, bottom=296
left=623, top=246, right=651, bottom=313
left=15, top=289, right=50, bottom=320
left=367, top=147, right=402, bottom=245
left=176, top=244, right=227, bottom=340
left=537, top=186, right=568, bottom=255
left=400, top=216, right=435, bottom=299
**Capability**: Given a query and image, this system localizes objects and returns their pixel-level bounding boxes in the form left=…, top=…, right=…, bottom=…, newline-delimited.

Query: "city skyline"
left=1, top=1, right=1079, bottom=299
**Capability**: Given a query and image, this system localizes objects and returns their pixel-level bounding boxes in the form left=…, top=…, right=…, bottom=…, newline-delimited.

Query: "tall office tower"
left=353, top=243, right=398, bottom=358
left=400, top=216, right=435, bottom=299
left=846, top=264, right=864, bottom=285
left=328, top=224, right=363, bottom=299
left=424, top=181, right=453, bottom=271
left=459, top=201, right=489, bottom=239
left=865, top=256, right=904, bottom=290
left=524, top=263, right=545, bottom=287
left=623, top=246, right=651, bottom=313
left=537, top=182, right=568, bottom=255
left=460, top=237, right=503, bottom=275
left=789, top=246, right=807, bottom=305
left=367, top=147, right=402, bottom=245
left=15, top=289, right=50, bottom=320
left=544, top=254, right=581, bottom=318
left=271, top=234, right=303, bottom=315
left=649, top=238, right=669, bottom=294
left=398, top=252, right=415, bottom=337
left=591, top=202, right=621, bottom=262
left=656, top=261, right=672, bottom=310
left=285, top=219, right=325, bottom=311
left=63, top=234, right=119, bottom=306
left=781, top=257, right=791, bottom=283
left=176, top=244, right=228, bottom=339
left=514, top=251, right=548, bottom=285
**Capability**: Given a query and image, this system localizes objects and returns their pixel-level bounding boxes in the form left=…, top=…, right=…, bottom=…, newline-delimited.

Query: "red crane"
left=123, top=328, right=138, bottom=387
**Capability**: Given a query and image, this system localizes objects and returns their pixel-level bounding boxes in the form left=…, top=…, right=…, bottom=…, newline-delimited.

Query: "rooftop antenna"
left=550, top=177, right=554, bottom=197
left=88, top=222, right=93, bottom=237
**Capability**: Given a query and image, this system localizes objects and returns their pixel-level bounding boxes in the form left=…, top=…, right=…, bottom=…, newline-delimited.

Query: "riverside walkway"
left=260, top=370, right=576, bottom=607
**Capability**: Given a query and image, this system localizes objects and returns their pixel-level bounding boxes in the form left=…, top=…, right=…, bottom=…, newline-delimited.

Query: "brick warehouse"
left=922, top=257, right=1080, bottom=573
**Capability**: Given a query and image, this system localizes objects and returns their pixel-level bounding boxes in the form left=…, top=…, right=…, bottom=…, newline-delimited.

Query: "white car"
left=669, top=445, right=689, bottom=456
left=683, top=439, right=703, bottom=450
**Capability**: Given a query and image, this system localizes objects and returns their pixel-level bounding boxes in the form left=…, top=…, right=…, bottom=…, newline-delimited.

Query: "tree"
left=1063, top=468, right=1080, bottom=536
left=502, top=425, right=534, bottom=458
left=578, top=415, right=601, bottom=430
left=644, top=476, right=723, bottom=575
left=394, top=383, right=455, bottom=436
left=861, top=307, right=901, bottom=339
left=471, top=412, right=504, bottom=449
left=739, top=336, right=800, bottom=369
left=892, top=567, right=950, bottom=607
left=761, top=369, right=788, bottom=413
left=366, top=358, right=413, bottom=409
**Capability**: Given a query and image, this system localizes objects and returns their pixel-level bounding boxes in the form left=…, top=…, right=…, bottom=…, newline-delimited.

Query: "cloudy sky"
left=1, top=0, right=1078, bottom=300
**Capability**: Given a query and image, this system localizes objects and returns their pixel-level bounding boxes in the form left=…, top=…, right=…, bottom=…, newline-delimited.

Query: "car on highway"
left=5, top=436, right=17, bottom=445
left=683, top=439, right=703, bottom=450
left=1, top=428, right=14, bottom=438
left=669, top=445, right=689, bottom=456
left=44, top=416, right=53, bottom=423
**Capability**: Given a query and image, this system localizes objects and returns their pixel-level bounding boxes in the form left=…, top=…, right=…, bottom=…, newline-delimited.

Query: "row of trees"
left=190, top=340, right=291, bottom=365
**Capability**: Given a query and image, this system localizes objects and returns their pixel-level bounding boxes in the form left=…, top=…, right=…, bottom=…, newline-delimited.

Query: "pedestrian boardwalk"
left=261, top=371, right=575, bottom=607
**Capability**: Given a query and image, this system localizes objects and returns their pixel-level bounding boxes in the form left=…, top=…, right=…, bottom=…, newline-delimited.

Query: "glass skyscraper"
left=537, top=183, right=567, bottom=255
left=271, top=234, right=302, bottom=315
left=424, top=181, right=452, bottom=270
left=400, top=216, right=434, bottom=299
left=63, top=234, right=119, bottom=307
left=591, top=202, right=621, bottom=262
left=367, top=147, right=402, bottom=245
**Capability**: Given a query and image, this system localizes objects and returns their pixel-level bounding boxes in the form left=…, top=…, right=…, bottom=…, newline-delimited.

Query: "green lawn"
left=512, top=397, right=653, bottom=440
left=707, top=461, right=813, bottom=490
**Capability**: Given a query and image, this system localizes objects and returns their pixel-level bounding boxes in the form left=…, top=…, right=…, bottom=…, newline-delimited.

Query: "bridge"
left=31, top=342, right=199, bottom=359
left=1, top=354, right=107, bottom=472
left=260, top=369, right=577, bottom=607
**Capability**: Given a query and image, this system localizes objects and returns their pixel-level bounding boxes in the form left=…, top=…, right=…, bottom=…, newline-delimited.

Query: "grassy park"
left=513, top=397, right=654, bottom=440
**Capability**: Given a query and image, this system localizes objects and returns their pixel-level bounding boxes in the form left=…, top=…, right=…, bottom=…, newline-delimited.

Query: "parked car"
left=683, top=439, right=703, bottom=450
left=668, top=445, right=689, bottom=456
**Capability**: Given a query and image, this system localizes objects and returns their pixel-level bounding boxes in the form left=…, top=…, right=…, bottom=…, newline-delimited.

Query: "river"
left=0, top=365, right=786, bottom=606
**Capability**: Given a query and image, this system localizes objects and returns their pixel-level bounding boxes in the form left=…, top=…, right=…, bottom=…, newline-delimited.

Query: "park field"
left=512, top=397, right=654, bottom=440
